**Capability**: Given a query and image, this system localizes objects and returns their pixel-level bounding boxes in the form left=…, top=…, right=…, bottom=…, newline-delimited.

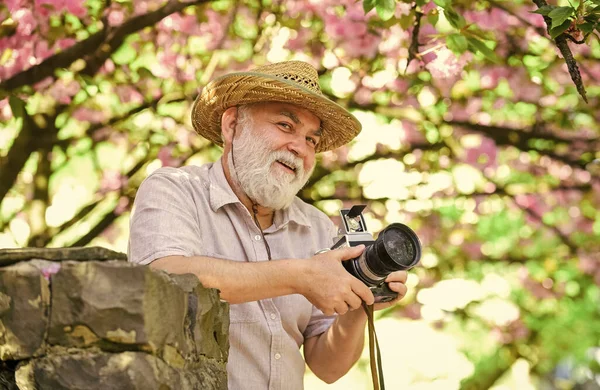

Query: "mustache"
left=268, top=150, right=304, bottom=176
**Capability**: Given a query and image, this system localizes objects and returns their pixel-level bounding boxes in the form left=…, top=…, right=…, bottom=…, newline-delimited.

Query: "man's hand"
left=298, top=245, right=375, bottom=316
left=373, top=270, right=408, bottom=311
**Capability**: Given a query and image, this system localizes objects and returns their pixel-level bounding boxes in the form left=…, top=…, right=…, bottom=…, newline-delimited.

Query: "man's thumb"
left=338, top=244, right=365, bottom=261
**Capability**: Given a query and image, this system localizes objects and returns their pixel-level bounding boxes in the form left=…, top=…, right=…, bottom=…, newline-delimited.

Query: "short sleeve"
left=303, top=306, right=336, bottom=339
left=128, top=168, right=202, bottom=265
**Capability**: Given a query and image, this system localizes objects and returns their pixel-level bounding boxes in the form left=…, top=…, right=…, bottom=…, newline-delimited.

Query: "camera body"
left=326, top=205, right=421, bottom=303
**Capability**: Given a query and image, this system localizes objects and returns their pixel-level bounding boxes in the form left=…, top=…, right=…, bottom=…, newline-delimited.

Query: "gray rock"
left=48, top=261, right=229, bottom=367
left=15, top=350, right=227, bottom=390
left=0, top=262, right=49, bottom=360
left=171, top=274, right=229, bottom=362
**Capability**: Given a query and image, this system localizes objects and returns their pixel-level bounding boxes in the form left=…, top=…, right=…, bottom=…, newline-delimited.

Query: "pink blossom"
left=158, top=145, right=181, bottom=167
left=34, top=40, right=54, bottom=61
left=114, top=196, right=130, bottom=215
left=514, top=194, right=549, bottom=219
left=33, top=76, right=54, bottom=91
left=387, top=78, right=409, bottom=93
left=396, top=2, right=412, bottom=17
left=464, top=8, right=519, bottom=32
left=399, top=303, right=422, bottom=320
left=479, top=66, right=511, bottom=89
left=464, top=136, right=497, bottom=169
left=425, top=47, right=469, bottom=79
left=0, top=98, right=13, bottom=121
left=341, top=33, right=381, bottom=59
left=100, top=170, right=128, bottom=193
left=73, top=107, right=108, bottom=124
left=421, top=1, right=437, bottom=14
left=40, top=262, right=61, bottom=281
left=14, top=8, right=37, bottom=36
left=108, top=9, right=125, bottom=26
left=0, top=40, right=33, bottom=80
left=353, top=88, right=373, bottom=106
left=115, top=85, right=144, bottom=104
left=401, top=120, right=427, bottom=144
left=64, top=0, right=87, bottom=17
left=418, top=23, right=438, bottom=43
left=6, top=0, right=25, bottom=12
left=35, top=0, right=55, bottom=17
left=287, top=29, right=313, bottom=51
left=56, top=38, right=76, bottom=50
left=133, top=0, right=164, bottom=16
left=521, top=5, right=547, bottom=28
left=48, top=79, right=80, bottom=104
left=100, top=59, right=116, bottom=74
left=159, top=13, right=199, bottom=35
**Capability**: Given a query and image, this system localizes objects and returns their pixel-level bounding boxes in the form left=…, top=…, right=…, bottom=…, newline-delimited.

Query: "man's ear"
left=221, top=107, right=238, bottom=146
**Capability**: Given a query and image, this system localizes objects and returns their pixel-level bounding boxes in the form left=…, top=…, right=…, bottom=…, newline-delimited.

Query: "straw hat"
left=191, top=61, right=361, bottom=152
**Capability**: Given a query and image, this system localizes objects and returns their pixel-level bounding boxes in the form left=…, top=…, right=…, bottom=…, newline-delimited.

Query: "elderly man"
left=128, top=61, right=409, bottom=389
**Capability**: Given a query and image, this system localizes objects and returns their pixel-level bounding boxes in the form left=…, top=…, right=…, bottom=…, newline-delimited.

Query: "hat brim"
left=191, top=71, right=362, bottom=153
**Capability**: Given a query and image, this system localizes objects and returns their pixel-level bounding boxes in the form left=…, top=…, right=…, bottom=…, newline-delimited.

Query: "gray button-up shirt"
left=128, top=159, right=337, bottom=389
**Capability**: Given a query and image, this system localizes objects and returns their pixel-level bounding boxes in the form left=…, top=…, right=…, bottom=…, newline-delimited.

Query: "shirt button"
left=274, top=353, right=281, bottom=360
left=270, top=313, right=277, bottom=320
left=254, top=235, right=261, bottom=241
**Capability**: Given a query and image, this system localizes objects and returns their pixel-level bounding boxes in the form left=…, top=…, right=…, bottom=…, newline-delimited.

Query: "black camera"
left=326, top=205, right=422, bottom=303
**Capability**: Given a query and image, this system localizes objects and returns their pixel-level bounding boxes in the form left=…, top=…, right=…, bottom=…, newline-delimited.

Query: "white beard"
left=227, top=121, right=315, bottom=210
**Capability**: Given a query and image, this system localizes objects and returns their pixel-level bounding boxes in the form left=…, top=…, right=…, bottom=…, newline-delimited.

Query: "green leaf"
left=445, top=8, right=466, bottom=29
left=466, top=37, right=500, bottom=63
left=548, top=6, right=574, bottom=28
left=376, top=0, right=396, bottom=21
left=363, top=0, right=376, bottom=14
left=427, top=12, right=439, bottom=26
left=9, top=96, right=25, bottom=119
left=433, top=0, right=448, bottom=9
left=446, top=34, right=468, bottom=54
left=112, top=42, right=137, bottom=65
left=530, top=5, right=555, bottom=16
left=550, top=19, right=572, bottom=38
left=579, top=21, right=595, bottom=34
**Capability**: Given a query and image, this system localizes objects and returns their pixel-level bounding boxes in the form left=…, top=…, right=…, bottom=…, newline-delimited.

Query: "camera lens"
left=365, top=223, right=421, bottom=277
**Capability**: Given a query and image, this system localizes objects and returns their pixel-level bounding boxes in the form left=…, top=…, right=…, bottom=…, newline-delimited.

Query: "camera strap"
left=364, top=303, right=385, bottom=390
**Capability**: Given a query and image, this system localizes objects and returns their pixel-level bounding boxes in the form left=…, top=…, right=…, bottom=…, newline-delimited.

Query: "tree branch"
left=405, top=4, right=424, bottom=73
left=0, top=112, right=41, bottom=204
left=446, top=120, right=595, bottom=171
left=532, top=0, right=588, bottom=102
left=82, top=0, right=211, bottom=76
left=304, top=142, right=444, bottom=190
left=66, top=147, right=201, bottom=247
left=27, top=147, right=52, bottom=247
left=39, top=146, right=156, bottom=247
left=0, top=0, right=210, bottom=91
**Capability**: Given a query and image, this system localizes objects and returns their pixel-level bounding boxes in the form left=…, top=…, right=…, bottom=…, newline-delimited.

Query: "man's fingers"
left=351, top=280, right=374, bottom=305
left=345, top=294, right=363, bottom=311
left=336, top=244, right=365, bottom=261
left=334, top=302, right=349, bottom=315
left=388, top=282, right=408, bottom=297
left=385, top=270, right=408, bottom=283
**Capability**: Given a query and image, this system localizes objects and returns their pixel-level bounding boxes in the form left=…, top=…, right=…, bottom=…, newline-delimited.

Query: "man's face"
left=227, top=102, right=322, bottom=210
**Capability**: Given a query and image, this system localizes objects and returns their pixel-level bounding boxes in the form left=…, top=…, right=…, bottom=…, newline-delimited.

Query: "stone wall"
left=0, top=248, right=229, bottom=390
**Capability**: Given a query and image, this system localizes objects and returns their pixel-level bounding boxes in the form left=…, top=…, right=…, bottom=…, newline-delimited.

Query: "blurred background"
left=1, top=0, right=599, bottom=388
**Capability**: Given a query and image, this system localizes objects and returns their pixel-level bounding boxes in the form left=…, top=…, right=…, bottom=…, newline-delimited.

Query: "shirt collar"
left=208, top=158, right=242, bottom=212
left=208, top=158, right=312, bottom=229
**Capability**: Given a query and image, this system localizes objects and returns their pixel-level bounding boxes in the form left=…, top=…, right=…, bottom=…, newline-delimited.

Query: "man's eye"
left=278, top=122, right=292, bottom=130
left=307, top=137, right=317, bottom=146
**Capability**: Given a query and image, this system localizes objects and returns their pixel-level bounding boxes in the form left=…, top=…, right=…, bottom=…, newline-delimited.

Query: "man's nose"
left=287, top=134, right=308, bottom=158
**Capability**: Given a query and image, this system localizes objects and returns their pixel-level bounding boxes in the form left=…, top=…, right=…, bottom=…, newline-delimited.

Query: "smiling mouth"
left=276, top=161, right=296, bottom=174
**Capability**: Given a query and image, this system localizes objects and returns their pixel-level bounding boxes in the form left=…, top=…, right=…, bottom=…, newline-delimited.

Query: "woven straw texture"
left=191, top=61, right=362, bottom=152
